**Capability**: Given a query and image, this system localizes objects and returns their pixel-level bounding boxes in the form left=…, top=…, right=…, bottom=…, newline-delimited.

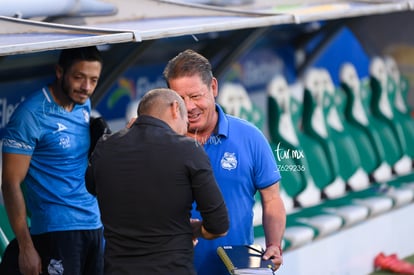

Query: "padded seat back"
left=217, top=82, right=264, bottom=130
left=319, top=69, right=366, bottom=187
left=384, top=56, right=411, bottom=116
left=267, top=76, right=300, bottom=147
left=267, top=76, right=307, bottom=198
left=0, top=204, right=13, bottom=240
left=269, top=142, right=307, bottom=202
left=369, top=57, right=406, bottom=164
left=384, top=56, right=414, bottom=159
left=340, top=63, right=383, bottom=176
left=0, top=204, right=13, bottom=256
left=268, top=75, right=329, bottom=205
left=285, top=84, right=331, bottom=181
left=302, top=69, right=345, bottom=196
left=340, top=61, right=399, bottom=178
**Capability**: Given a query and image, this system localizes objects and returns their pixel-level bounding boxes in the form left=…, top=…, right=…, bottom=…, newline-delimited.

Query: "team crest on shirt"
left=59, top=136, right=71, bottom=148
left=48, top=259, right=64, bottom=275
left=221, top=152, right=238, bottom=171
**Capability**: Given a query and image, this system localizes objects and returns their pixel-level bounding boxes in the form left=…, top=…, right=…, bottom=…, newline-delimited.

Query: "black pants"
left=0, top=228, right=104, bottom=275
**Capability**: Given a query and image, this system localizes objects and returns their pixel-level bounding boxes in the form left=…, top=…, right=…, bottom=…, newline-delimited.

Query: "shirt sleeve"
left=2, top=103, right=38, bottom=155
left=252, top=125, right=282, bottom=189
left=187, top=144, right=229, bottom=235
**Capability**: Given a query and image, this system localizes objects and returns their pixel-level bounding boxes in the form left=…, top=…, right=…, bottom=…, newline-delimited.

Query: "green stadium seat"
left=301, top=68, right=397, bottom=214
left=384, top=56, right=414, bottom=162
left=0, top=203, right=13, bottom=258
left=267, top=75, right=366, bottom=233
left=217, top=82, right=265, bottom=130
left=369, top=57, right=412, bottom=176
left=370, top=57, right=414, bottom=192
left=339, top=62, right=414, bottom=207
left=319, top=68, right=371, bottom=191
left=323, top=65, right=414, bottom=208
left=340, top=62, right=394, bottom=182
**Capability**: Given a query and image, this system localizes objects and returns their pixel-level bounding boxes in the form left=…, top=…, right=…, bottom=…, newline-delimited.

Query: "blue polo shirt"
left=192, top=104, right=281, bottom=275
left=2, top=87, right=102, bottom=234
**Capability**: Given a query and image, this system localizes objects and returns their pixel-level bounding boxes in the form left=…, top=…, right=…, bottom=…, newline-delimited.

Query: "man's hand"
left=19, top=244, right=42, bottom=275
left=262, top=243, right=283, bottom=271
left=190, top=218, right=201, bottom=246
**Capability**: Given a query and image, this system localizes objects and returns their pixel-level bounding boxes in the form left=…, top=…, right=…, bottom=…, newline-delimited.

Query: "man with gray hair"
left=163, top=49, right=285, bottom=275
left=86, top=88, right=229, bottom=275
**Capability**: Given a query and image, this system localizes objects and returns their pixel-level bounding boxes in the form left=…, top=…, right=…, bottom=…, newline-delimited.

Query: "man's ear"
left=211, top=77, right=219, bottom=98
left=55, top=64, right=63, bottom=80
left=170, top=100, right=180, bottom=119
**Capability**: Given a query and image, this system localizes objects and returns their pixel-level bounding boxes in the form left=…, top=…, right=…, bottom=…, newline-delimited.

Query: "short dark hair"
left=58, top=46, right=103, bottom=72
left=163, top=49, right=213, bottom=87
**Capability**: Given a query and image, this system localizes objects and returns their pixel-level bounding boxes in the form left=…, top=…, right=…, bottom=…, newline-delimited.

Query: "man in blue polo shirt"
left=163, top=49, right=286, bottom=275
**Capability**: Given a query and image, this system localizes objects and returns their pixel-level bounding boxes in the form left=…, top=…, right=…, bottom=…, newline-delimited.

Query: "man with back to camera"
left=86, top=88, right=230, bottom=275
left=1, top=46, right=104, bottom=275
left=163, top=49, right=286, bottom=275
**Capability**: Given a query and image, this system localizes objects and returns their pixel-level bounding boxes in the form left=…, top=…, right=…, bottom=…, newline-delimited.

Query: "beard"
left=60, top=75, right=88, bottom=105
left=60, top=76, right=74, bottom=102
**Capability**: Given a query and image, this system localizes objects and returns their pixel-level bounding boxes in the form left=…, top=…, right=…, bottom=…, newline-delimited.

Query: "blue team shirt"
left=2, top=87, right=102, bottom=234
left=192, top=104, right=281, bottom=275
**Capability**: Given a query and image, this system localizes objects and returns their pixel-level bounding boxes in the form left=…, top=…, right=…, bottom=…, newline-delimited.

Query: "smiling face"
left=56, top=60, right=102, bottom=106
left=168, top=74, right=218, bottom=140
